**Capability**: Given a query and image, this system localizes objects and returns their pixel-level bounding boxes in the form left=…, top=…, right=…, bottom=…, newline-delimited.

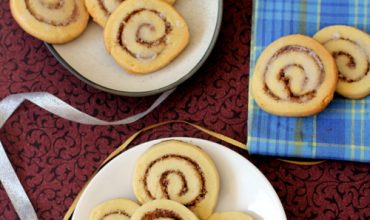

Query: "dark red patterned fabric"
left=0, top=1, right=369, bottom=219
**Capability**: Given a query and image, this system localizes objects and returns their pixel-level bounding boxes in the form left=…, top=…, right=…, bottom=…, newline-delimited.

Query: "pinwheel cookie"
left=208, top=212, right=253, bottom=220
left=85, top=0, right=176, bottom=27
left=314, top=25, right=370, bottom=99
left=104, top=0, right=189, bottom=74
left=251, top=34, right=337, bottom=117
left=89, top=198, right=140, bottom=220
left=10, top=0, right=89, bottom=44
left=133, top=140, right=219, bottom=219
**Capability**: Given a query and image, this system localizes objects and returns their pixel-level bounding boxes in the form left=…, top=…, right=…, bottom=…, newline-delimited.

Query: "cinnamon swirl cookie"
left=251, top=34, right=337, bottom=116
left=89, top=198, right=140, bottom=220
left=133, top=140, right=219, bottom=219
left=207, top=212, right=253, bottom=220
left=130, top=199, right=199, bottom=220
left=10, top=0, right=89, bottom=44
left=85, top=0, right=176, bottom=27
left=104, top=0, right=189, bottom=74
left=314, top=25, right=370, bottom=99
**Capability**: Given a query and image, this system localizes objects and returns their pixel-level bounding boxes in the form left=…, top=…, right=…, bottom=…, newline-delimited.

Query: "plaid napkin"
left=247, top=0, right=370, bottom=162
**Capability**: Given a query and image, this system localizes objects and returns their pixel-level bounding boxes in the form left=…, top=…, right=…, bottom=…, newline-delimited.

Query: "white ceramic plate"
left=46, top=0, right=222, bottom=97
left=72, top=137, right=286, bottom=220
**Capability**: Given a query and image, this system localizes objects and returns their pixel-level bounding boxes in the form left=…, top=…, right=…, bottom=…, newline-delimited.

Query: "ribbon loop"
left=0, top=89, right=175, bottom=220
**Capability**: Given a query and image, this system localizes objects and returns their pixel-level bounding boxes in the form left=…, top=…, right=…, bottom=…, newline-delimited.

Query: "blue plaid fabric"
left=247, top=0, right=370, bottom=162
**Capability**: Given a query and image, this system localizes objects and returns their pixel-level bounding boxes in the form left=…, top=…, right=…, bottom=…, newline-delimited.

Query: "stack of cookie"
left=89, top=140, right=253, bottom=220
left=251, top=25, right=370, bottom=117
left=10, top=0, right=190, bottom=74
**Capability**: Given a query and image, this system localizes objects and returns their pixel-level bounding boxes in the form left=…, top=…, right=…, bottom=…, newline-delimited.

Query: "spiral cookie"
left=314, top=25, right=370, bottom=99
left=10, top=0, right=89, bottom=44
left=133, top=140, right=219, bottom=219
left=85, top=0, right=176, bottom=27
left=131, top=199, right=199, bottom=220
left=104, top=0, right=189, bottom=74
left=89, top=198, right=140, bottom=220
left=251, top=34, right=337, bottom=116
left=207, top=212, right=253, bottom=220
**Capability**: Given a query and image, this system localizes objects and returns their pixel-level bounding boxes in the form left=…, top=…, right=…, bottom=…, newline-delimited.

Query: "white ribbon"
left=0, top=89, right=175, bottom=220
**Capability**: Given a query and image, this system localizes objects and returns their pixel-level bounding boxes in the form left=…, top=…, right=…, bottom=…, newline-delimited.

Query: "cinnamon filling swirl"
left=25, top=0, right=78, bottom=26
left=263, top=45, right=324, bottom=103
left=117, top=8, right=172, bottom=59
left=98, top=0, right=123, bottom=16
left=325, top=38, right=370, bottom=83
left=160, top=170, right=188, bottom=197
left=143, top=154, right=207, bottom=208
left=101, top=210, right=130, bottom=219
left=141, top=209, right=183, bottom=220
left=39, top=0, right=64, bottom=9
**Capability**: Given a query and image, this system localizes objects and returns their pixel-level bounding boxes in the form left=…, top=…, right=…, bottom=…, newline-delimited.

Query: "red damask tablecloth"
left=0, top=1, right=369, bottom=219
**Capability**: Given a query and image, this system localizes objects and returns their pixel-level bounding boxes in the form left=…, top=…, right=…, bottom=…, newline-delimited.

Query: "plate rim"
left=44, top=0, right=223, bottom=97
left=72, top=137, right=287, bottom=220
